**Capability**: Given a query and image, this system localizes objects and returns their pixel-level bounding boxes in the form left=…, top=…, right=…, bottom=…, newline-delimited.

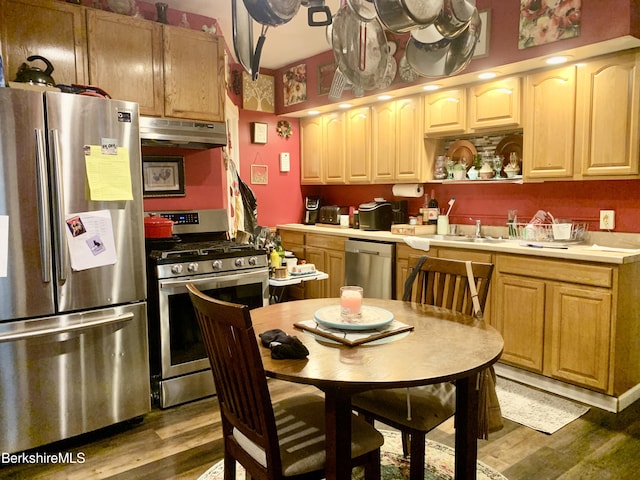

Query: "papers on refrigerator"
left=65, top=210, right=117, bottom=271
left=84, top=144, right=133, bottom=201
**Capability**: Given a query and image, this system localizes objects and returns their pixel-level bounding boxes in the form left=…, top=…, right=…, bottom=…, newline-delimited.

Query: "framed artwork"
left=142, top=156, right=185, bottom=197
left=242, top=72, right=275, bottom=112
left=283, top=63, right=307, bottom=106
left=251, top=122, right=268, bottom=144
left=473, top=9, right=491, bottom=58
left=518, top=0, right=581, bottom=49
left=318, top=61, right=336, bottom=96
left=250, top=164, right=268, bottom=185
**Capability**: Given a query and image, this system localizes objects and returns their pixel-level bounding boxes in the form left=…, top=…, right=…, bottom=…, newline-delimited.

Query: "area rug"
left=197, top=429, right=507, bottom=480
left=495, top=378, right=589, bottom=434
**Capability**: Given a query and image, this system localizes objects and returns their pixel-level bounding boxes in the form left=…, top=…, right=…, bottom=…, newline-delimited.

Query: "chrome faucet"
left=475, top=220, right=482, bottom=238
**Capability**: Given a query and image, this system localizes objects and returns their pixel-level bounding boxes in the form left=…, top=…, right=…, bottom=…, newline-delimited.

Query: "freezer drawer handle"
left=0, top=312, right=134, bottom=343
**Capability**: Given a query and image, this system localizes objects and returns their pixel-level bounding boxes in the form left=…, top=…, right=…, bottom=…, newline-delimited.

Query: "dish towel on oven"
left=259, top=329, right=309, bottom=359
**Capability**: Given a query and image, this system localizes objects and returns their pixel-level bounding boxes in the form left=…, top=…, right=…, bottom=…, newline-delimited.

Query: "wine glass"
left=445, top=158, right=455, bottom=179
left=493, top=155, right=503, bottom=178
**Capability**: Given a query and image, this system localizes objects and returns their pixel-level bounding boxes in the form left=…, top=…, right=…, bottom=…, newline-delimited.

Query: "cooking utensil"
left=232, top=0, right=255, bottom=77
left=405, top=24, right=451, bottom=78
left=347, top=0, right=377, bottom=21
left=445, top=197, right=456, bottom=216
left=144, top=215, right=174, bottom=238
left=14, top=55, right=56, bottom=86
left=435, top=0, right=476, bottom=39
left=331, top=3, right=389, bottom=91
left=445, top=8, right=481, bottom=76
left=328, top=66, right=348, bottom=100
left=303, top=0, right=332, bottom=26
left=373, top=0, right=443, bottom=33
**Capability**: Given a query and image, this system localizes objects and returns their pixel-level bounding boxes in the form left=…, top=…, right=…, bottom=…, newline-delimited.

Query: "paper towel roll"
left=392, top=183, right=424, bottom=198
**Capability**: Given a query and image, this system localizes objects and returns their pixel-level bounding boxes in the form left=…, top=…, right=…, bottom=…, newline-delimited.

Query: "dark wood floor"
left=2, top=380, right=640, bottom=480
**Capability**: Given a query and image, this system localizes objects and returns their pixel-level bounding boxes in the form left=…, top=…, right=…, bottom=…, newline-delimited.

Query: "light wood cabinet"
left=372, top=96, right=425, bottom=183
left=469, top=77, right=521, bottom=130
left=424, top=88, right=467, bottom=134
left=0, top=0, right=87, bottom=85
left=300, top=112, right=346, bottom=184
left=345, top=107, right=372, bottom=183
left=574, top=51, right=640, bottom=178
left=278, top=230, right=306, bottom=301
left=86, top=9, right=163, bottom=116
left=305, top=234, right=345, bottom=298
left=522, top=65, right=577, bottom=180
left=493, top=255, right=614, bottom=392
left=163, top=25, right=225, bottom=122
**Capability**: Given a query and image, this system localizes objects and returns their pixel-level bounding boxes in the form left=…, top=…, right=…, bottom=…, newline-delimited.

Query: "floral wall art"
left=519, top=0, right=581, bottom=49
left=283, top=64, right=307, bottom=106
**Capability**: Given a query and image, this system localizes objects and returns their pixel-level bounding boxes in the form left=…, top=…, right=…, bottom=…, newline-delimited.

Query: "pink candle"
left=340, top=286, right=363, bottom=320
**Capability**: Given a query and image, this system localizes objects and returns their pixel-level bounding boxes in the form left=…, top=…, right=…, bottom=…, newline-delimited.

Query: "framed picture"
left=250, top=164, right=268, bottom=185
left=251, top=122, right=268, bottom=144
left=142, top=156, right=186, bottom=197
left=473, top=9, right=491, bottom=59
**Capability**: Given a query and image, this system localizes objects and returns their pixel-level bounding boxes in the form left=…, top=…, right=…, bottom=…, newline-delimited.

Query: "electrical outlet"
left=600, top=210, right=615, bottom=230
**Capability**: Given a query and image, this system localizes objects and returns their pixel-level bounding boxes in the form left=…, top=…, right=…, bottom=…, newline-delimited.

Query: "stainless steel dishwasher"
left=344, top=239, right=395, bottom=299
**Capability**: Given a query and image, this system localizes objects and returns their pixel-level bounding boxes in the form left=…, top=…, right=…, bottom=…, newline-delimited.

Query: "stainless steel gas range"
left=145, top=209, right=269, bottom=408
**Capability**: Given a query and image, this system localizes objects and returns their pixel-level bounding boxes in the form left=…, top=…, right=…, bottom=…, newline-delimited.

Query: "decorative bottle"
left=427, top=189, right=439, bottom=225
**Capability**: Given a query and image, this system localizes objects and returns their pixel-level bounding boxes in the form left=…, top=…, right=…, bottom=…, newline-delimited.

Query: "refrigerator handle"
left=50, top=129, right=69, bottom=282
left=35, top=128, right=52, bottom=283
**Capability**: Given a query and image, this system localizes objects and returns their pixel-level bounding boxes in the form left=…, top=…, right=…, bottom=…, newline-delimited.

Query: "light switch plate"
left=279, top=152, right=290, bottom=172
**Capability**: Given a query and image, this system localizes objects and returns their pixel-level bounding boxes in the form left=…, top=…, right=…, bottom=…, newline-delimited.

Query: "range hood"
left=139, top=116, right=227, bottom=149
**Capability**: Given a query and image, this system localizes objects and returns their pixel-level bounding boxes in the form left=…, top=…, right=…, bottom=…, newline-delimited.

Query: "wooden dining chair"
left=352, top=255, right=494, bottom=480
left=187, top=284, right=384, bottom=480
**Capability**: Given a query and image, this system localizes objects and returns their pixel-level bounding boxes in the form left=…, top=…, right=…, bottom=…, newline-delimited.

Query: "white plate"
left=314, top=305, right=394, bottom=330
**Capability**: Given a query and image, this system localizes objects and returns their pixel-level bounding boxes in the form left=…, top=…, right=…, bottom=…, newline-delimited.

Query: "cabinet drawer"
left=279, top=230, right=305, bottom=246
left=496, top=255, right=613, bottom=288
left=306, top=234, right=345, bottom=251
left=436, top=247, right=493, bottom=263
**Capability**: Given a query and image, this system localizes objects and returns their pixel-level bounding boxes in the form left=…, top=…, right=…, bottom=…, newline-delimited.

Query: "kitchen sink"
left=422, top=234, right=506, bottom=243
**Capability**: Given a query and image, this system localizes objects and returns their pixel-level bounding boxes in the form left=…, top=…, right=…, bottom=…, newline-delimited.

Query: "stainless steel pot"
left=435, top=0, right=476, bottom=39
left=373, top=0, right=443, bottom=33
left=232, top=0, right=255, bottom=77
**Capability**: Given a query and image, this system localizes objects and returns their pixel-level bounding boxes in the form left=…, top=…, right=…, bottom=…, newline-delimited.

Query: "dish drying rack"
left=508, top=222, right=588, bottom=243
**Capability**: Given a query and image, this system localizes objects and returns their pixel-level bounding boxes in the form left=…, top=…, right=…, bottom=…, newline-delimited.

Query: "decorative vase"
left=156, top=2, right=168, bottom=23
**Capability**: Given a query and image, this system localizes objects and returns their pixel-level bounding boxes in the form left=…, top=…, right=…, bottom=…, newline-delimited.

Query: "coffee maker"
left=303, top=196, right=321, bottom=224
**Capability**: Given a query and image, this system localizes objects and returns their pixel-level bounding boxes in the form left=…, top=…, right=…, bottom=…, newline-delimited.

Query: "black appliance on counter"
left=358, top=201, right=393, bottom=231
left=303, top=196, right=321, bottom=224
left=145, top=209, right=269, bottom=408
left=318, top=205, right=348, bottom=225
left=391, top=200, right=409, bottom=224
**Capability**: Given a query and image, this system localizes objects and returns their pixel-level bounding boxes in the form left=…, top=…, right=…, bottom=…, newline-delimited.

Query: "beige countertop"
left=277, top=223, right=640, bottom=265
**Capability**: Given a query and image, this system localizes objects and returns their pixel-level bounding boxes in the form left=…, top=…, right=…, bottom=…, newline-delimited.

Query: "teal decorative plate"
left=313, top=305, right=394, bottom=330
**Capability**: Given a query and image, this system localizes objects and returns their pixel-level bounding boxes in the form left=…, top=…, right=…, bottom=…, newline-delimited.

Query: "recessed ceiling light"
left=377, top=94, right=392, bottom=100
left=423, top=84, right=441, bottom=91
left=546, top=56, right=570, bottom=65
left=307, top=110, right=320, bottom=115
left=338, top=103, right=352, bottom=109
left=478, top=72, right=497, bottom=80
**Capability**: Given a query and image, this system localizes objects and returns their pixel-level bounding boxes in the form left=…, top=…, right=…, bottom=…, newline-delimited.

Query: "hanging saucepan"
left=242, top=0, right=301, bottom=80
left=435, top=0, right=476, bottom=39
left=332, top=2, right=389, bottom=91
left=232, top=0, right=255, bottom=77
left=15, top=55, right=56, bottom=86
left=405, top=24, right=452, bottom=78
left=445, top=8, right=481, bottom=75
left=347, top=0, right=377, bottom=21
left=373, top=0, right=443, bottom=34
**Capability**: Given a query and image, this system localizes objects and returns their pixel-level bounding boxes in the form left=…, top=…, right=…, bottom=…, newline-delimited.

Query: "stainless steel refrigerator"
left=0, top=89, right=150, bottom=453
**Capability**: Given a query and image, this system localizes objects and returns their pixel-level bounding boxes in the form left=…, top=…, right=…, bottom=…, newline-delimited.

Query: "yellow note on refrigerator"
left=84, top=144, right=133, bottom=201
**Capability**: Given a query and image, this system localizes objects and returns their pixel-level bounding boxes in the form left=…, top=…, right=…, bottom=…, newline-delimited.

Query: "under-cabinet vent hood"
left=139, top=116, right=227, bottom=149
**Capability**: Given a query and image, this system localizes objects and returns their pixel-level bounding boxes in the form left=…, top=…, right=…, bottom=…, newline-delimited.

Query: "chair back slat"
left=405, top=255, right=494, bottom=316
left=187, top=284, right=283, bottom=475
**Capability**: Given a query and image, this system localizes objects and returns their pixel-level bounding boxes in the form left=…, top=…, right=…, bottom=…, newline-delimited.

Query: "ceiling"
left=161, top=0, right=341, bottom=70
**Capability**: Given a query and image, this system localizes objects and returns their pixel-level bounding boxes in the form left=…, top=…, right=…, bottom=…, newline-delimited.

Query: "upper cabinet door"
left=346, top=107, right=372, bottom=183
left=395, top=96, right=424, bottom=182
left=575, top=51, right=640, bottom=178
left=523, top=66, right=577, bottom=180
left=0, top=0, right=87, bottom=85
left=469, top=77, right=521, bottom=130
left=163, top=25, right=224, bottom=122
left=424, top=88, right=467, bottom=134
left=300, top=116, right=323, bottom=184
left=87, top=9, right=163, bottom=116
left=323, top=112, right=346, bottom=184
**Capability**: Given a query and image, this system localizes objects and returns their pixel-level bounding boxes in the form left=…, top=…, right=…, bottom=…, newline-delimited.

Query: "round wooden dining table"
left=251, top=298, right=504, bottom=480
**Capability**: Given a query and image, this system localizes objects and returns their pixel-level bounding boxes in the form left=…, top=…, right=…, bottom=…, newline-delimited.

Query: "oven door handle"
left=159, top=270, right=268, bottom=289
